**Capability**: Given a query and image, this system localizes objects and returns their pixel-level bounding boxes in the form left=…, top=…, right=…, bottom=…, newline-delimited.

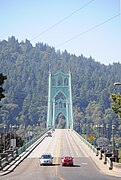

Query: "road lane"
left=0, top=129, right=120, bottom=180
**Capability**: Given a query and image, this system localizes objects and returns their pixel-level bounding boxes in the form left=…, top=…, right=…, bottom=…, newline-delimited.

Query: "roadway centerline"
left=55, top=139, right=61, bottom=176
left=55, top=140, right=65, bottom=180
left=54, top=130, right=65, bottom=180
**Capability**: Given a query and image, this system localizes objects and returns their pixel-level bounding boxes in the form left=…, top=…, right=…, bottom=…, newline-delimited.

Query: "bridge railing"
left=74, top=130, right=97, bottom=153
left=74, top=130, right=121, bottom=171
left=0, top=157, right=7, bottom=170
left=18, top=129, right=48, bottom=155
left=0, top=129, right=49, bottom=171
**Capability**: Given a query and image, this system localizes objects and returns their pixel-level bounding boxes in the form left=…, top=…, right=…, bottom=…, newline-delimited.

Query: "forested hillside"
left=0, top=36, right=121, bottom=145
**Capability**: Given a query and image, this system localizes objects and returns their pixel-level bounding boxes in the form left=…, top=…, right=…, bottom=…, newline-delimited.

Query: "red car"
left=61, top=156, right=74, bottom=166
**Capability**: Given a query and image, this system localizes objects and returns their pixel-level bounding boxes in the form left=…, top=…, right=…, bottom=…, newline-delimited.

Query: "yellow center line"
left=55, top=139, right=61, bottom=176
left=56, top=176, right=65, bottom=180
left=54, top=130, right=65, bottom=180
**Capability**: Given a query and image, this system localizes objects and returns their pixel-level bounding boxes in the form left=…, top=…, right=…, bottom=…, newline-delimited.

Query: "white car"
left=39, top=153, right=53, bottom=166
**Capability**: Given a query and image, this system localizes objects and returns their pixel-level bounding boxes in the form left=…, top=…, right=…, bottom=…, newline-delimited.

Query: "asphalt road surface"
left=0, top=129, right=120, bottom=180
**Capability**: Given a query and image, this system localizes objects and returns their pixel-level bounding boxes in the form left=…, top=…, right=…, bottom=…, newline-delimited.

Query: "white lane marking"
left=81, top=162, right=88, bottom=165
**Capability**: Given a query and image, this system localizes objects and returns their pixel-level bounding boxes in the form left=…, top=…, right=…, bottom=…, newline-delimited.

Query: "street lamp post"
left=112, top=124, right=115, bottom=156
left=106, top=124, right=109, bottom=139
left=106, top=124, right=109, bottom=151
left=95, top=125, right=99, bottom=139
left=101, top=124, right=104, bottom=139
left=9, top=124, right=12, bottom=149
left=3, top=125, right=6, bottom=152
left=98, top=124, right=100, bottom=138
left=12, top=125, right=18, bottom=148
left=98, top=124, right=104, bottom=138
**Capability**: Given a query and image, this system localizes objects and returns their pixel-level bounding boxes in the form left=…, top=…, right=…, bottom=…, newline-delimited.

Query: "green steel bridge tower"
left=47, top=70, right=73, bottom=129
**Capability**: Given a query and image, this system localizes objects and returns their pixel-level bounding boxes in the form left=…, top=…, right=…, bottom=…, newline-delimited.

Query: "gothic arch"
left=47, top=71, right=73, bottom=129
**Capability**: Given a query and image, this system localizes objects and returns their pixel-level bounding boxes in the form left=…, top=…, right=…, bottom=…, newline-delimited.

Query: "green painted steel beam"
left=47, top=71, right=73, bottom=129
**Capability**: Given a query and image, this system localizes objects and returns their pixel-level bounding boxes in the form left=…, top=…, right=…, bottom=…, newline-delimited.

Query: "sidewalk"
left=77, top=133, right=121, bottom=178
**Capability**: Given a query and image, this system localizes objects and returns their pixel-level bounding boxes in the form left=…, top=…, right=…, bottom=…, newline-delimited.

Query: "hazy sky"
left=0, top=0, right=121, bottom=65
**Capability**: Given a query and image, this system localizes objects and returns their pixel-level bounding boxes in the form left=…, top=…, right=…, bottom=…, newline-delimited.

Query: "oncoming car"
left=61, top=156, right=74, bottom=166
left=46, top=131, right=52, bottom=137
left=39, top=153, right=53, bottom=166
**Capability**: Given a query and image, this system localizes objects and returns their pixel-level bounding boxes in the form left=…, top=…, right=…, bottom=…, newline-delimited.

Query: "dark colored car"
left=61, top=156, right=74, bottom=166
left=46, top=131, right=52, bottom=137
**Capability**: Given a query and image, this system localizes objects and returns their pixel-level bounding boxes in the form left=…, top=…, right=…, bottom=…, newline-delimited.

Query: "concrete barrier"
left=96, top=147, right=100, bottom=156
left=7, top=154, right=13, bottom=163
left=13, top=150, right=17, bottom=159
left=0, top=157, right=7, bottom=170
left=107, top=157, right=113, bottom=170
left=99, top=150, right=104, bottom=160
left=0, top=153, right=14, bottom=166
left=6, top=150, right=17, bottom=160
left=0, top=131, right=48, bottom=174
left=103, top=153, right=112, bottom=164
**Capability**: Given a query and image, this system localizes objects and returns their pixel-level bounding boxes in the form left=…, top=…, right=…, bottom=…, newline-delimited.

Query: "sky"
left=0, top=0, right=121, bottom=65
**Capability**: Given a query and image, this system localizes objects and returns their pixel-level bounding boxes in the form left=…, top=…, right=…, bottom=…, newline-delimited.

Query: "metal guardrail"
left=0, top=129, right=49, bottom=171
left=0, top=151, right=18, bottom=170
left=7, top=154, right=13, bottom=163
left=74, top=130, right=97, bottom=153
left=74, top=130, right=115, bottom=170
left=107, top=157, right=113, bottom=170
left=0, top=158, right=7, bottom=170
left=18, top=129, right=49, bottom=155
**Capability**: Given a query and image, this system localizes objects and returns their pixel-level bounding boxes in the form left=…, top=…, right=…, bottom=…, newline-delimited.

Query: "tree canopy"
left=0, top=36, right=121, bottom=137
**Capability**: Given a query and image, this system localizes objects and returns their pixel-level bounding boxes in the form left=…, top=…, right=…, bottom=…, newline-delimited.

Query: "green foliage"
left=0, top=73, right=7, bottom=85
left=0, top=36, right=121, bottom=141
left=111, top=94, right=121, bottom=123
left=118, top=148, right=121, bottom=162
left=0, top=73, right=7, bottom=101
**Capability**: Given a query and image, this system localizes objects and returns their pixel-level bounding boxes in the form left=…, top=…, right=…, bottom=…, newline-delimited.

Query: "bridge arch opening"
left=55, top=112, right=66, bottom=129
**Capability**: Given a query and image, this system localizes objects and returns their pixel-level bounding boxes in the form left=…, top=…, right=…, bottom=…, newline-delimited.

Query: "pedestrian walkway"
left=76, top=132, right=121, bottom=178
